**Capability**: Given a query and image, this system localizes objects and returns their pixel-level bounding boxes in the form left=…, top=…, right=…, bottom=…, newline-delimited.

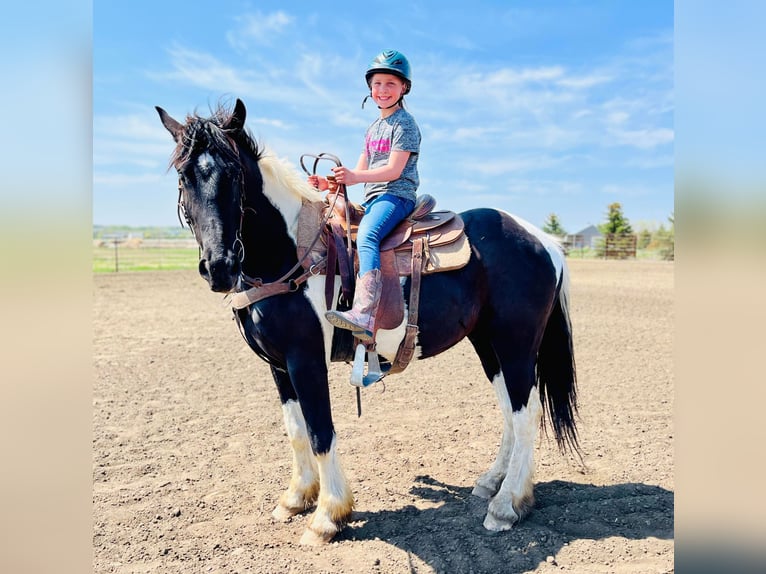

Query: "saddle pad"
left=393, top=232, right=472, bottom=276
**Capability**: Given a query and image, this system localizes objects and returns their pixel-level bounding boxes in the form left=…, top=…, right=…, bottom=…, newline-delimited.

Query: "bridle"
left=176, top=136, right=346, bottom=309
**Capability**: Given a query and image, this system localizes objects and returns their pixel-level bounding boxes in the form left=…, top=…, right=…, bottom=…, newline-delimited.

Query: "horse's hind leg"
left=472, top=375, right=515, bottom=499
left=269, top=367, right=320, bottom=521
left=469, top=329, right=515, bottom=499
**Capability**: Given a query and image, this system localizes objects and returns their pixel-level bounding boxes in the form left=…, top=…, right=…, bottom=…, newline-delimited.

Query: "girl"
left=309, top=50, right=421, bottom=343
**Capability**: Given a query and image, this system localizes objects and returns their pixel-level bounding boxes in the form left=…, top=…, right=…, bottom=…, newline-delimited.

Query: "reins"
left=229, top=152, right=349, bottom=310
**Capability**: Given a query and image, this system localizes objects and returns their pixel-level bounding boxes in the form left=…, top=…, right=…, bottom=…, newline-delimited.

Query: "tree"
left=599, top=202, right=633, bottom=235
left=654, top=212, right=674, bottom=260
left=542, top=213, right=567, bottom=237
left=637, top=229, right=652, bottom=249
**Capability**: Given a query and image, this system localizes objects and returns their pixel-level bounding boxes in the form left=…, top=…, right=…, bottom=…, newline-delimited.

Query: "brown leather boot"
left=325, top=269, right=383, bottom=342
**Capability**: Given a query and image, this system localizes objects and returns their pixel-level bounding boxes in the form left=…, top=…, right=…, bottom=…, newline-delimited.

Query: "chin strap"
left=361, top=94, right=403, bottom=110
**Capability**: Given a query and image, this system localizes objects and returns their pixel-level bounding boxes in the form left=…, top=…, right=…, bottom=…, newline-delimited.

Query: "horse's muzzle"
left=199, top=254, right=239, bottom=292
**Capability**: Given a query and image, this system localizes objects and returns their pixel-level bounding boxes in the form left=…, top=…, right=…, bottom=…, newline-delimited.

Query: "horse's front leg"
left=300, top=433, right=353, bottom=545
left=287, top=357, right=354, bottom=545
left=484, top=379, right=542, bottom=531
left=269, top=366, right=320, bottom=520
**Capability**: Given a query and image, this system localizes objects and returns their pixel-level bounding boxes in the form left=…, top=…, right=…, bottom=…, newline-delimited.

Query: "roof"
left=571, top=225, right=601, bottom=236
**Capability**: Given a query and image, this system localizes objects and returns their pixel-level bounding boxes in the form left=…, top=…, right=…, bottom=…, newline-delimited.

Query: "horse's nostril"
left=198, top=259, right=209, bottom=277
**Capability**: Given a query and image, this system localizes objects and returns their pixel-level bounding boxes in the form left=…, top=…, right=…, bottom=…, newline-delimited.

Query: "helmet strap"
left=362, top=94, right=404, bottom=110
left=362, top=94, right=402, bottom=110
left=378, top=96, right=402, bottom=110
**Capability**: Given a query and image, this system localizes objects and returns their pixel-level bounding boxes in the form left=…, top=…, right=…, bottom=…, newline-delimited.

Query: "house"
left=565, top=225, right=602, bottom=249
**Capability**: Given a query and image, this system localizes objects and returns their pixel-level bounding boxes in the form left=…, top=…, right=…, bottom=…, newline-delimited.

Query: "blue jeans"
left=357, top=194, right=415, bottom=276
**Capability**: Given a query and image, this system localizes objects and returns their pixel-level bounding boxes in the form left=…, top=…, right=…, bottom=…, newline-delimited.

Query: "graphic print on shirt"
left=366, top=135, right=391, bottom=155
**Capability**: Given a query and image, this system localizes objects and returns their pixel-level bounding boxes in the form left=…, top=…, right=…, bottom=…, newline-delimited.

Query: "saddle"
left=296, top=192, right=471, bottom=376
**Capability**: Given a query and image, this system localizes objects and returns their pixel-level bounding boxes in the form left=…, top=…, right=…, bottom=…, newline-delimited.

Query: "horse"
left=155, top=98, right=579, bottom=545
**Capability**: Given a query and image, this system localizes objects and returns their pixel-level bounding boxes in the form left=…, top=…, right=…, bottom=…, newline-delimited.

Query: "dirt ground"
left=93, top=259, right=674, bottom=573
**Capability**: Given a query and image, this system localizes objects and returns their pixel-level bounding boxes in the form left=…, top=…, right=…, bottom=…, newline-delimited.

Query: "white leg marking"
left=273, top=400, right=319, bottom=520
left=300, top=436, right=354, bottom=545
left=473, top=373, right=515, bottom=498
left=484, top=384, right=542, bottom=531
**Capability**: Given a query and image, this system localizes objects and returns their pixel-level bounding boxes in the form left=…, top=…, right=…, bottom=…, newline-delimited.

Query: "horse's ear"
left=225, top=98, right=247, bottom=131
left=156, top=106, right=184, bottom=142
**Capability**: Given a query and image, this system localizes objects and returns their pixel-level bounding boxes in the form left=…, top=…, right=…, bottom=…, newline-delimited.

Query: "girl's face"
left=369, top=73, right=406, bottom=108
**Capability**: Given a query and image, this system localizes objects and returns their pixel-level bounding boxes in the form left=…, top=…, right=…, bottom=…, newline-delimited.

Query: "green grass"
left=93, top=243, right=674, bottom=273
left=93, top=247, right=199, bottom=273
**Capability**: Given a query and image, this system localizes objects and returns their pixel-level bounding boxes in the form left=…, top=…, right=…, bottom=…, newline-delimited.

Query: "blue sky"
left=94, top=1, right=673, bottom=233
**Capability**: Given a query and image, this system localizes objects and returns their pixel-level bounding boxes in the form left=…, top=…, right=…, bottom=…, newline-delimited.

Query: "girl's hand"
left=331, top=166, right=359, bottom=186
left=307, top=175, right=329, bottom=191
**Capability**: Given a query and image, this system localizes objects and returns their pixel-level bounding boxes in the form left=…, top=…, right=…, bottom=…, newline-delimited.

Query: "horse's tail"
left=537, top=262, right=580, bottom=455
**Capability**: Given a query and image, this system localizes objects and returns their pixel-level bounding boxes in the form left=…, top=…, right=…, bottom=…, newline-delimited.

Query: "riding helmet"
left=365, top=50, right=412, bottom=94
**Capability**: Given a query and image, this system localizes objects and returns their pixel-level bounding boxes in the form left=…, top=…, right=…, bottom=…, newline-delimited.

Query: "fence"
left=93, top=229, right=666, bottom=272
left=599, top=234, right=637, bottom=259
left=93, top=237, right=199, bottom=273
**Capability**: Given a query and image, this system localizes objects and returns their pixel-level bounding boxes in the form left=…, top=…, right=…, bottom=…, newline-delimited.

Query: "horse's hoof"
left=299, top=527, right=335, bottom=546
left=272, top=504, right=301, bottom=522
left=483, top=510, right=518, bottom=532
left=471, top=484, right=496, bottom=499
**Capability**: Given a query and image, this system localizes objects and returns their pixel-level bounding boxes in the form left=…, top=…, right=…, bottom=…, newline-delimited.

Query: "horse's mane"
left=259, top=152, right=322, bottom=204
left=170, top=103, right=320, bottom=205
left=169, top=104, right=249, bottom=171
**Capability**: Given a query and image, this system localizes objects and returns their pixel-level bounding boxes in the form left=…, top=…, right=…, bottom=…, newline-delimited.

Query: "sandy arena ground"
left=93, top=259, right=674, bottom=573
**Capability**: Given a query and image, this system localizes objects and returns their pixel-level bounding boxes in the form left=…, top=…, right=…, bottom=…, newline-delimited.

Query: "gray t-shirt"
left=362, top=108, right=420, bottom=202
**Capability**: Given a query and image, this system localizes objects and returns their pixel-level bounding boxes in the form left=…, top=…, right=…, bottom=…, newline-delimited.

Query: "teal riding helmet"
left=365, top=50, right=412, bottom=95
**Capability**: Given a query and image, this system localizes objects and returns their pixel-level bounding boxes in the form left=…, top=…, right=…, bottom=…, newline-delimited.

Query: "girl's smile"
left=369, top=73, right=406, bottom=113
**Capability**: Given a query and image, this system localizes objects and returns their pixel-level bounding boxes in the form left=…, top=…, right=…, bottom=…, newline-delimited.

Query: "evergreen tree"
left=542, top=213, right=567, bottom=236
left=599, top=202, right=633, bottom=235
left=637, top=229, right=652, bottom=249
left=655, top=213, right=674, bottom=260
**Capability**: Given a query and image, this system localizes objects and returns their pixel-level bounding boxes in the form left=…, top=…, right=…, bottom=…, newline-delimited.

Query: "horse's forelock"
left=170, top=103, right=260, bottom=171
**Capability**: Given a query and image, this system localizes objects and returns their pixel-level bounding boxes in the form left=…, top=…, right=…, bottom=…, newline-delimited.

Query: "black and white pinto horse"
left=156, top=99, right=579, bottom=545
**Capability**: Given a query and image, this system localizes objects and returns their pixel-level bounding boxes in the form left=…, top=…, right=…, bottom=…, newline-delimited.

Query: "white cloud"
left=153, top=45, right=258, bottom=95
left=485, top=66, right=565, bottom=86
left=471, top=154, right=567, bottom=176
left=248, top=117, right=291, bottom=129
left=453, top=179, right=488, bottom=193
left=93, top=113, right=172, bottom=167
left=226, top=11, right=294, bottom=49
left=610, top=127, right=674, bottom=149
left=93, top=172, right=169, bottom=186
left=556, top=72, right=613, bottom=89
left=601, top=183, right=657, bottom=197
left=506, top=179, right=585, bottom=196
left=625, top=154, right=674, bottom=169
left=147, top=45, right=311, bottom=109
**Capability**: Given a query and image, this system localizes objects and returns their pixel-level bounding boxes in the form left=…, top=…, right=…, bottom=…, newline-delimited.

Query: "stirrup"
left=350, top=343, right=389, bottom=387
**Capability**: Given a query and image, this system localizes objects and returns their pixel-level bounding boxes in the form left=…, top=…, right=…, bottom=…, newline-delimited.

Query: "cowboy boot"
left=325, top=269, right=383, bottom=342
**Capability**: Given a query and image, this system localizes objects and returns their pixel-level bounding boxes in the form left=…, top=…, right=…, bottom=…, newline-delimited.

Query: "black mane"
left=169, top=103, right=262, bottom=172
